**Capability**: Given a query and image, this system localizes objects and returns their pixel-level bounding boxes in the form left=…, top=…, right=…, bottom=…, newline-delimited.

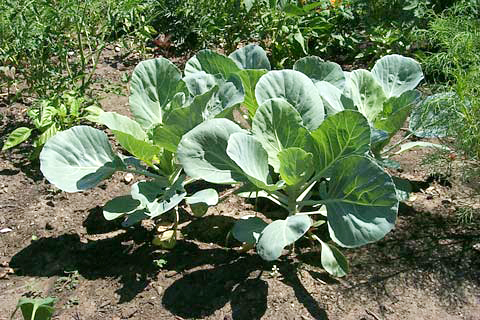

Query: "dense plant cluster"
left=2, top=0, right=480, bottom=282
left=38, top=46, right=428, bottom=276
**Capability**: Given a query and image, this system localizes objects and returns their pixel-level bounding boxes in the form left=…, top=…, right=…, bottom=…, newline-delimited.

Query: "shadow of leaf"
left=162, top=255, right=262, bottom=319
left=231, top=278, right=268, bottom=320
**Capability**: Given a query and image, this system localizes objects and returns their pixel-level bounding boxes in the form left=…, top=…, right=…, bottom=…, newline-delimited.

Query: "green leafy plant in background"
left=415, top=0, right=480, bottom=83
left=411, top=1, right=480, bottom=162
left=10, top=297, right=56, bottom=320
left=1, top=91, right=100, bottom=159
left=0, top=0, right=161, bottom=99
left=155, top=0, right=356, bottom=68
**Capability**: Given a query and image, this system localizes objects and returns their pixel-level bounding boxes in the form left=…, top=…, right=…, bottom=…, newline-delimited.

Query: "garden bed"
left=1, top=49, right=479, bottom=320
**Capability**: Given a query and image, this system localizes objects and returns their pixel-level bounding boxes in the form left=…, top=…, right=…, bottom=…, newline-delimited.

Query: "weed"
left=54, top=270, right=80, bottom=292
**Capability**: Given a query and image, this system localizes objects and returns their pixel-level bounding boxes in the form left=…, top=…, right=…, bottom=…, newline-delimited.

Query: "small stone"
left=124, top=173, right=134, bottom=183
left=121, top=306, right=137, bottom=318
left=473, top=243, right=480, bottom=252
left=155, top=285, right=163, bottom=295
left=115, top=47, right=121, bottom=52
left=0, top=227, right=13, bottom=233
left=165, top=270, right=177, bottom=278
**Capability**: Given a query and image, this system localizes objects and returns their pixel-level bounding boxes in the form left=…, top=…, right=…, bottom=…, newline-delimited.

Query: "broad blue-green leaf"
left=178, top=119, right=246, bottom=184
left=255, top=70, right=325, bottom=131
left=229, top=44, right=271, bottom=70
left=394, top=141, right=450, bottom=154
left=167, top=91, right=187, bottom=112
left=122, top=210, right=150, bottom=227
left=294, top=56, right=345, bottom=90
left=315, top=81, right=353, bottom=114
left=213, top=73, right=245, bottom=115
left=392, top=176, right=412, bottom=202
left=323, top=155, right=398, bottom=248
left=186, top=188, right=218, bottom=216
left=147, top=191, right=186, bottom=218
left=183, top=71, right=218, bottom=96
left=131, top=178, right=186, bottom=218
left=99, top=112, right=147, bottom=141
left=252, top=99, right=309, bottom=172
left=232, top=216, right=268, bottom=244
left=310, top=110, right=371, bottom=176
left=227, top=132, right=279, bottom=191
left=409, top=92, right=454, bottom=138
left=278, top=148, right=314, bottom=187
left=103, top=195, right=141, bottom=220
left=371, top=54, right=423, bottom=98
left=345, top=70, right=387, bottom=122
left=237, top=69, right=268, bottom=117
left=2, top=127, right=32, bottom=150
left=40, top=126, right=121, bottom=192
left=183, top=72, right=244, bottom=116
left=319, top=239, right=349, bottom=277
left=257, top=215, right=311, bottom=261
left=131, top=179, right=168, bottom=207
left=184, top=49, right=241, bottom=78
left=152, top=87, right=218, bottom=152
left=129, top=58, right=183, bottom=129
left=185, top=189, right=219, bottom=206
left=375, top=90, right=420, bottom=135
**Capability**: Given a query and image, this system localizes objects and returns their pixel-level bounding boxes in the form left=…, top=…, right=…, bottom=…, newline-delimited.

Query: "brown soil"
left=0, top=48, right=479, bottom=320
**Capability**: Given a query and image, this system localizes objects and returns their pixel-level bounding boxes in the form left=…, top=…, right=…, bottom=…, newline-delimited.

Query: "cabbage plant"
left=38, top=51, right=253, bottom=240
left=177, top=69, right=399, bottom=276
left=39, top=46, right=419, bottom=273
left=38, top=45, right=270, bottom=245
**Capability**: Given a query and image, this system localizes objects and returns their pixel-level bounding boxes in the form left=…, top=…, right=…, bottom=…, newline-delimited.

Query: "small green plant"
left=153, top=258, right=168, bottom=268
left=11, top=297, right=56, bottom=320
left=54, top=270, right=80, bottom=292
left=1, top=91, right=100, bottom=158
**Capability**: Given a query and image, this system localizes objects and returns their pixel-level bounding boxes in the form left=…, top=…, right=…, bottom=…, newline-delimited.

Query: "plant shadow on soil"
left=330, top=203, right=480, bottom=309
left=8, top=207, right=328, bottom=319
left=8, top=199, right=480, bottom=319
